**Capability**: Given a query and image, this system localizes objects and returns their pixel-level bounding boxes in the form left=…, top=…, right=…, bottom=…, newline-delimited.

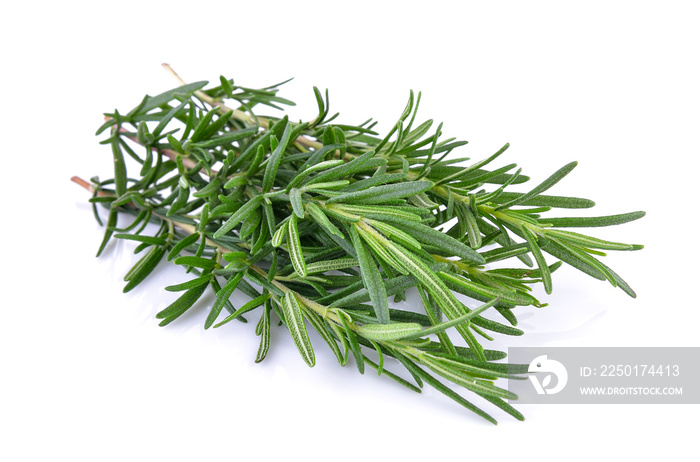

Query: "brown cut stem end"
left=71, top=176, right=94, bottom=192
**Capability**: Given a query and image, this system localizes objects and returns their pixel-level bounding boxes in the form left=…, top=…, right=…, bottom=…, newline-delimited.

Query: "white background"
left=2, top=1, right=698, bottom=460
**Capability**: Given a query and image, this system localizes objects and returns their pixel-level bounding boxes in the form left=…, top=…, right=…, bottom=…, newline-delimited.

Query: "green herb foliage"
left=77, top=67, right=644, bottom=423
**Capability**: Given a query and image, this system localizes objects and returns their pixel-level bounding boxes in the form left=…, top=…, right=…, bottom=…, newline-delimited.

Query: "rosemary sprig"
left=75, top=65, right=644, bottom=424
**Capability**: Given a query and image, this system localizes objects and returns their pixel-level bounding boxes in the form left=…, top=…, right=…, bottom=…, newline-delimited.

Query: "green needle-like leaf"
left=301, top=304, right=345, bottom=366
left=393, top=220, right=485, bottom=265
left=326, top=180, right=434, bottom=205
left=333, top=204, right=423, bottom=222
left=366, top=219, right=423, bottom=252
left=165, top=274, right=212, bottom=292
left=174, top=256, right=217, bottom=270
left=435, top=143, right=510, bottom=185
left=122, top=246, right=166, bottom=293
left=521, top=226, right=552, bottom=294
left=255, top=302, right=271, bottom=363
left=304, top=149, right=378, bottom=186
left=156, top=282, right=209, bottom=326
left=214, top=293, right=270, bottom=328
left=494, top=161, right=579, bottom=211
left=544, top=229, right=643, bottom=251
left=213, top=194, right=264, bottom=238
left=490, top=192, right=595, bottom=209
left=303, top=257, right=359, bottom=275
left=337, top=310, right=364, bottom=374
left=287, top=214, right=307, bottom=278
left=543, top=211, right=646, bottom=228
left=280, top=292, right=315, bottom=367
left=191, top=107, right=221, bottom=143
left=403, top=297, right=500, bottom=340
left=138, top=81, right=208, bottom=114
left=349, top=226, right=390, bottom=324
left=111, top=138, right=127, bottom=197
left=355, top=322, right=423, bottom=341
left=262, top=118, right=293, bottom=193
left=290, top=188, right=305, bottom=219
left=96, top=209, right=118, bottom=257
left=193, top=127, right=258, bottom=149
left=401, top=359, right=497, bottom=425
left=305, top=202, right=344, bottom=239
left=205, top=272, right=244, bottom=329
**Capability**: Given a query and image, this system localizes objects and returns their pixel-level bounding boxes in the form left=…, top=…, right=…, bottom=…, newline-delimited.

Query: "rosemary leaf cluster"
left=76, top=66, right=644, bottom=423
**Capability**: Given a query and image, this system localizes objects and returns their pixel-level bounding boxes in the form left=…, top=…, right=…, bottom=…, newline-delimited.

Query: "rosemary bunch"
left=75, top=65, right=644, bottom=424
